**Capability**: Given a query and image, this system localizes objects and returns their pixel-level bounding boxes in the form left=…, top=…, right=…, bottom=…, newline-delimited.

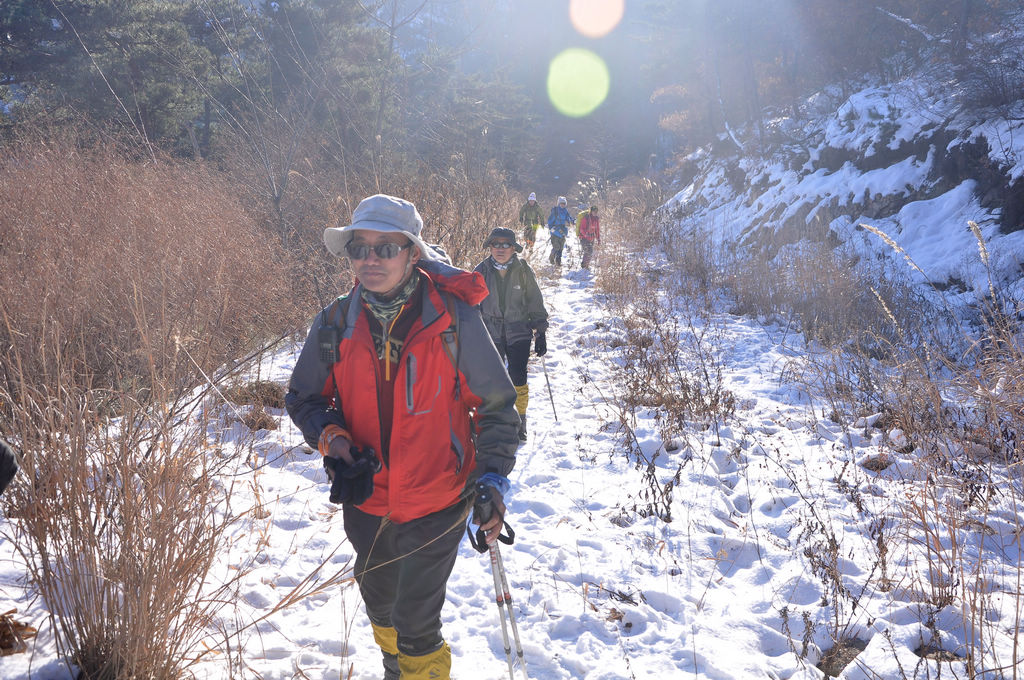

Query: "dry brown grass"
left=0, top=132, right=304, bottom=402
left=726, top=238, right=924, bottom=353
left=571, top=182, right=736, bottom=522
left=595, top=191, right=1024, bottom=677
left=1, top=371, right=249, bottom=680
left=0, top=127, right=522, bottom=677
left=223, top=380, right=286, bottom=410
left=781, top=225, right=1024, bottom=678
left=0, top=130, right=316, bottom=678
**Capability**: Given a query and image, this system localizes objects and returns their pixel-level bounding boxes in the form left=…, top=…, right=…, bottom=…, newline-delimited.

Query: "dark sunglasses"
left=345, top=241, right=412, bottom=260
left=490, top=242, right=514, bottom=249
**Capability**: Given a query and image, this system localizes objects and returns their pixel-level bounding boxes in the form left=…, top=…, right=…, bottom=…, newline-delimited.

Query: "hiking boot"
left=518, top=414, right=528, bottom=441
left=373, top=622, right=400, bottom=680
left=383, top=651, right=399, bottom=680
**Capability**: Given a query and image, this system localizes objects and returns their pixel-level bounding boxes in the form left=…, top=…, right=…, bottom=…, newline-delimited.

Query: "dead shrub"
left=224, top=380, right=286, bottom=410
left=727, top=239, right=923, bottom=352
left=319, top=161, right=517, bottom=273
left=1, top=373, right=247, bottom=680
left=814, top=224, right=1024, bottom=677
left=0, top=129, right=306, bottom=678
left=242, top=405, right=278, bottom=431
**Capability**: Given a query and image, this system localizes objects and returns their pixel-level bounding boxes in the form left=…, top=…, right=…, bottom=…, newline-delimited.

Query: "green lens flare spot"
left=547, top=48, right=610, bottom=118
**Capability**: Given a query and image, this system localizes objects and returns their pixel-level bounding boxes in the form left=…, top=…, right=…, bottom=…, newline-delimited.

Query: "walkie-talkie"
left=317, top=308, right=341, bottom=364
left=312, top=273, right=342, bottom=365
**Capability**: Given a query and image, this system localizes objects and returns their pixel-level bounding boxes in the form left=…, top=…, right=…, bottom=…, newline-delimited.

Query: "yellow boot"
left=398, top=641, right=451, bottom=680
left=514, top=384, right=529, bottom=415
left=372, top=622, right=400, bottom=680
left=514, top=384, right=529, bottom=442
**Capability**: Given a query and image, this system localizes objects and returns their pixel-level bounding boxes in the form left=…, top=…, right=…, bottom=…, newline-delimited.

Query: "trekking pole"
left=488, top=544, right=518, bottom=679
left=494, top=545, right=527, bottom=679
left=469, top=484, right=528, bottom=680
left=541, top=356, right=558, bottom=422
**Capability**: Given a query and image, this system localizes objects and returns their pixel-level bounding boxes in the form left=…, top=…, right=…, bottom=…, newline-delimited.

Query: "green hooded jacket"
left=519, top=201, right=544, bottom=228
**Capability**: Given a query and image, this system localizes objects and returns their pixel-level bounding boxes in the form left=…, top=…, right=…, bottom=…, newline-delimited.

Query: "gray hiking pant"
left=549, top=235, right=566, bottom=264
left=344, top=499, right=469, bottom=656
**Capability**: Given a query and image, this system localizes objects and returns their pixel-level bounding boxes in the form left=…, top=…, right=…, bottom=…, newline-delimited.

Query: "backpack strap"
left=316, top=295, right=350, bottom=411
left=517, top=264, right=538, bottom=330
left=437, top=288, right=461, bottom=399
left=321, top=293, right=350, bottom=329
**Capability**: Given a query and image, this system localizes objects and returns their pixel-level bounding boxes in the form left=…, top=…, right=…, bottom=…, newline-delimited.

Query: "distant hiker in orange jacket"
left=286, top=194, right=520, bottom=680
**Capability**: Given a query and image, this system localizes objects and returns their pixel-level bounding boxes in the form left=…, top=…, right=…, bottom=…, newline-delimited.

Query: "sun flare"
left=569, top=0, right=625, bottom=38
left=546, top=48, right=610, bottom=118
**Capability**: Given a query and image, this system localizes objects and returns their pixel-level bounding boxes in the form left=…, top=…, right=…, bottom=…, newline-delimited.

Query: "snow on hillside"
left=666, top=72, right=1024, bottom=301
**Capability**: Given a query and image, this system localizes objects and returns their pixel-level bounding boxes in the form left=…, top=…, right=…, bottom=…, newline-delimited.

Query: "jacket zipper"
left=399, top=297, right=464, bottom=473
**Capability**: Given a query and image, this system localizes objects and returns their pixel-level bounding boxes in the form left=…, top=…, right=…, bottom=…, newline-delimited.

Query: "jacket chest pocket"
left=404, top=353, right=444, bottom=416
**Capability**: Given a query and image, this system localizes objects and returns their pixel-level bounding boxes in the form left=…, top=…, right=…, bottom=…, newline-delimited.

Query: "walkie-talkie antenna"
left=312, top=264, right=329, bottom=323
left=312, top=262, right=342, bottom=365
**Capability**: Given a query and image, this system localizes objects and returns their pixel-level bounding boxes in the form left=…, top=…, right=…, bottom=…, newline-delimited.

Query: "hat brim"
left=483, top=236, right=523, bottom=253
left=324, top=222, right=441, bottom=261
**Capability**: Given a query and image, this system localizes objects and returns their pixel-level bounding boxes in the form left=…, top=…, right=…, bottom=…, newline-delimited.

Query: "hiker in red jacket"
left=578, top=205, right=601, bottom=269
left=285, top=194, right=520, bottom=680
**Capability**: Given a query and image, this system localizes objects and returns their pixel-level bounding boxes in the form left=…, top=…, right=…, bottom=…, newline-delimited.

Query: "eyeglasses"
left=490, top=242, right=514, bottom=249
left=345, top=241, right=412, bottom=260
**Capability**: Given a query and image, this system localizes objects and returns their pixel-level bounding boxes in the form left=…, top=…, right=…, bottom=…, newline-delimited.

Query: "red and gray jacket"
left=286, top=261, right=520, bottom=523
left=579, top=214, right=600, bottom=242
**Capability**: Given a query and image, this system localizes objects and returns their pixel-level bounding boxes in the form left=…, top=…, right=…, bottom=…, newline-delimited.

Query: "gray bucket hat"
left=324, top=194, right=441, bottom=261
left=484, top=227, right=523, bottom=253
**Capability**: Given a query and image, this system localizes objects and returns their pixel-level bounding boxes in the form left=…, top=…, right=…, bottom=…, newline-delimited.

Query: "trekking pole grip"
left=468, top=482, right=515, bottom=553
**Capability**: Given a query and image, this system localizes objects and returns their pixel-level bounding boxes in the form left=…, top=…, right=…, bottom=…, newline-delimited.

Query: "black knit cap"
left=483, top=227, right=523, bottom=253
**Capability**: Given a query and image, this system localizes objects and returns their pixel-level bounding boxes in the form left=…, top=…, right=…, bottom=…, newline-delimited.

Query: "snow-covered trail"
left=483, top=248, right=913, bottom=680
left=483, top=256, right=820, bottom=680
left=2, top=243, right=1001, bottom=680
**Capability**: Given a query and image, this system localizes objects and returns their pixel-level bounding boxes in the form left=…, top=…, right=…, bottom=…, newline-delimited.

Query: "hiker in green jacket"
left=475, top=227, right=549, bottom=443
left=518, top=192, right=545, bottom=251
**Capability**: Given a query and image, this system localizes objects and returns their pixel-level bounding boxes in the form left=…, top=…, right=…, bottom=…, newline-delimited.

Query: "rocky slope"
left=662, top=71, right=1024, bottom=302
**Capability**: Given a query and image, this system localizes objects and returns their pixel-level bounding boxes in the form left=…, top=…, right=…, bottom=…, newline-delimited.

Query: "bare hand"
left=325, top=437, right=355, bottom=481
left=477, top=494, right=507, bottom=545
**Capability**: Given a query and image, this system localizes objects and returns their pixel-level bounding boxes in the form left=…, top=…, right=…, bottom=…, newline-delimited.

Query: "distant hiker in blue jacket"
left=546, top=196, right=575, bottom=266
